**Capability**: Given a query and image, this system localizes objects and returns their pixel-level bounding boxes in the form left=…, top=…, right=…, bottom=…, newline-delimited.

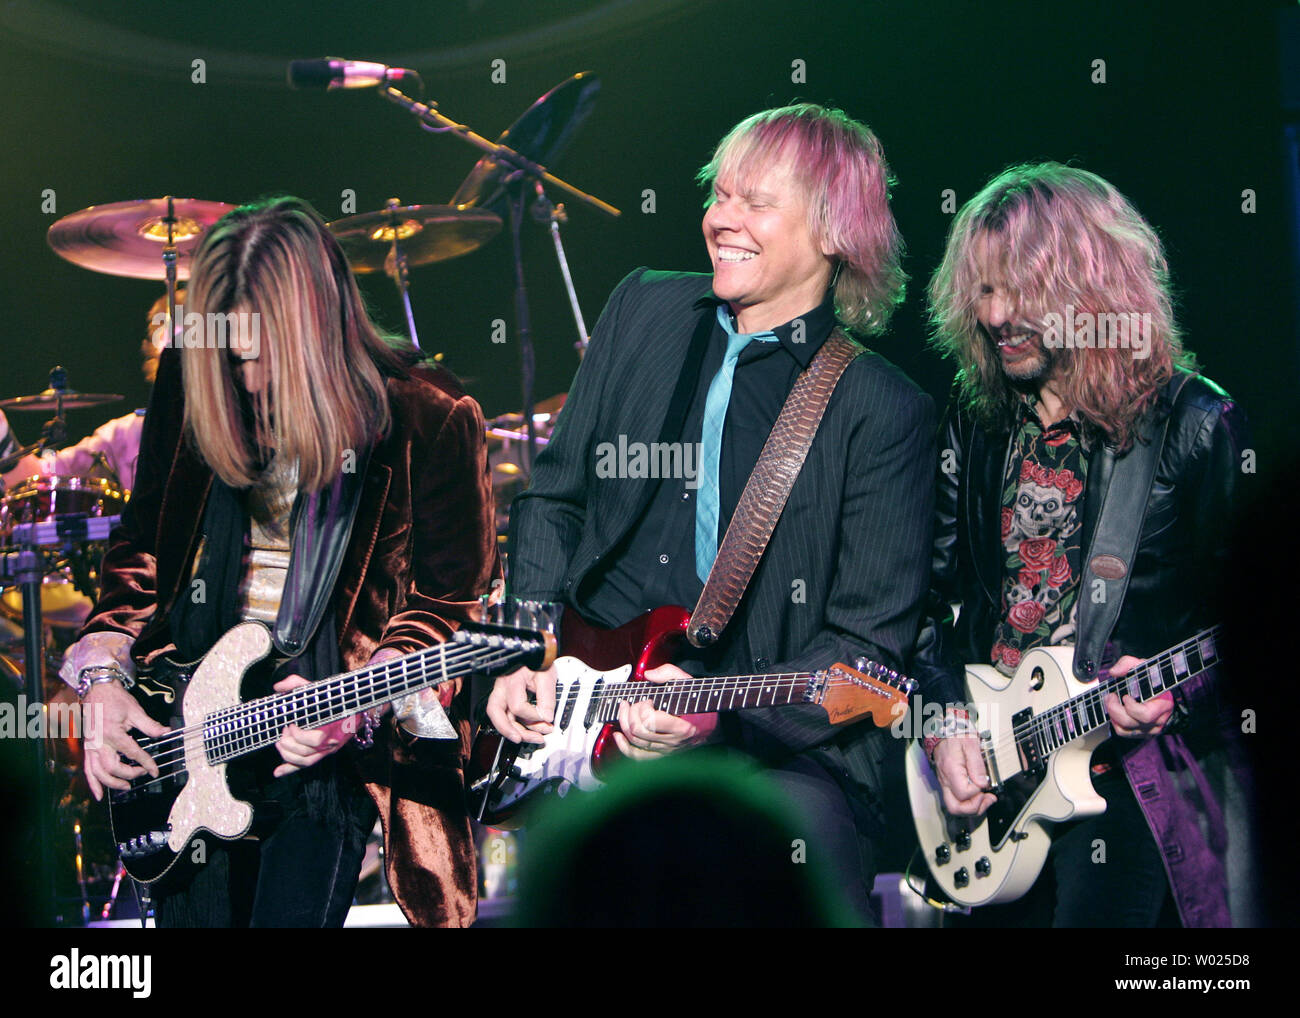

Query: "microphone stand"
left=381, top=198, right=422, bottom=350
left=531, top=183, right=592, bottom=358
left=374, top=86, right=617, bottom=467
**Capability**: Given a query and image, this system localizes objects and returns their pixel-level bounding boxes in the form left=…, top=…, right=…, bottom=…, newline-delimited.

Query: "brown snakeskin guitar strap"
left=687, top=330, right=866, bottom=648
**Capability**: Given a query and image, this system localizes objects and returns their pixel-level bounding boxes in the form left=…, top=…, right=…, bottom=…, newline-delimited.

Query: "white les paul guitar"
left=904, top=626, right=1221, bottom=908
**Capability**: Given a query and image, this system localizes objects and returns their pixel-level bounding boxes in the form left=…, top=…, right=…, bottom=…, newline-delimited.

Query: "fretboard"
left=587, top=671, right=818, bottom=722
left=1024, top=625, right=1222, bottom=756
left=201, top=638, right=520, bottom=765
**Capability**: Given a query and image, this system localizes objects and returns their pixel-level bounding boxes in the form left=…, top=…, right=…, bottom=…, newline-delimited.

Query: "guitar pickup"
left=583, top=678, right=605, bottom=728
left=1011, top=707, right=1044, bottom=776
left=978, top=730, right=1003, bottom=794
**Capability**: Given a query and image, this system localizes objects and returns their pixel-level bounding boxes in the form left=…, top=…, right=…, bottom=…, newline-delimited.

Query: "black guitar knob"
left=975, top=856, right=991, bottom=877
left=955, top=828, right=971, bottom=851
left=935, top=844, right=951, bottom=865
left=954, top=867, right=970, bottom=888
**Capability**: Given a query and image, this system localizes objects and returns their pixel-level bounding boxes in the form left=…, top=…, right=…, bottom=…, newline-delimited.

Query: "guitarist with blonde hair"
left=62, top=196, right=498, bottom=927
left=916, top=163, right=1251, bottom=927
left=487, top=104, right=936, bottom=924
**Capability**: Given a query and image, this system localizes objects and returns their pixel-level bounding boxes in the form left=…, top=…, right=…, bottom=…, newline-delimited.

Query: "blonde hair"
left=929, top=163, right=1193, bottom=449
left=698, top=103, right=906, bottom=334
left=182, top=197, right=410, bottom=491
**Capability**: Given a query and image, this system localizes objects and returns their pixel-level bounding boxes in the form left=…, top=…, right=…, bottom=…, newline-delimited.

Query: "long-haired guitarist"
left=486, top=105, right=937, bottom=924
left=59, top=196, right=499, bottom=927
left=916, top=163, right=1252, bottom=926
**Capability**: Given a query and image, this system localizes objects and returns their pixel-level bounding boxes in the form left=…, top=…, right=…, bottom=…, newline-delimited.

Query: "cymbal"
left=451, top=72, right=601, bottom=213
left=485, top=393, right=567, bottom=434
left=535, top=392, right=567, bottom=416
left=327, top=204, right=502, bottom=273
left=46, top=197, right=236, bottom=280
left=0, top=388, right=124, bottom=412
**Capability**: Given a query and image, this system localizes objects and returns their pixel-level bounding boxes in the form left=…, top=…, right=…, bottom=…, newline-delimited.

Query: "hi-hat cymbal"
left=46, top=197, right=236, bottom=280
left=0, top=388, right=124, bottom=412
left=452, top=72, right=601, bottom=213
left=328, top=204, right=502, bottom=273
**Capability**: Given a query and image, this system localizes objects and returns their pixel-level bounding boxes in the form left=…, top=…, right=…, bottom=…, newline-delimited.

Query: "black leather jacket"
left=913, top=371, right=1248, bottom=712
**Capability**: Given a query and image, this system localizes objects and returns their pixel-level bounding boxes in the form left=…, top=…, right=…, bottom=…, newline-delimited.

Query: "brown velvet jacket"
left=80, top=347, right=499, bottom=927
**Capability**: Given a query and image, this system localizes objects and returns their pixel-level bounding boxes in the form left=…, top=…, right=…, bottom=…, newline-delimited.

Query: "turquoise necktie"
left=694, top=307, right=778, bottom=583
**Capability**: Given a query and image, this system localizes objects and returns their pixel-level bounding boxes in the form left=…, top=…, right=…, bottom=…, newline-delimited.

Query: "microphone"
left=287, top=57, right=416, bottom=90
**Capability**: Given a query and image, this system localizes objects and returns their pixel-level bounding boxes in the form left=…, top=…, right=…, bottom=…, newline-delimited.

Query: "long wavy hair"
left=697, top=103, right=907, bottom=335
left=182, top=196, right=411, bottom=491
left=928, top=163, right=1194, bottom=449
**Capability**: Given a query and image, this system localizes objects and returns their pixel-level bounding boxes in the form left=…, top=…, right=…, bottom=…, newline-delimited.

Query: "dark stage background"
left=0, top=0, right=1294, bottom=464
left=0, top=0, right=1296, bottom=930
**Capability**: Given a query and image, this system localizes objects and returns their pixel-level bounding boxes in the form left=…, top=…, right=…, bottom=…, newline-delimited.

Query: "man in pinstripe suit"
left=487, top=104, right=936, bottom=923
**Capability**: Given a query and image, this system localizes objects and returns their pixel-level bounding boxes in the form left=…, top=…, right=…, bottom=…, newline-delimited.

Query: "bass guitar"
left=467, top=604, right=915, bottom=825
left=904, top=626, right=1221, bottom=907
left=109, top=601, right=556, bottom=887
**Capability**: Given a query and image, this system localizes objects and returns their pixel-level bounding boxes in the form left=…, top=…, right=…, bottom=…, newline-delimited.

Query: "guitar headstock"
left=821, top=657, right=916, bottom=727
left=454, top=597, right=560, bottom=675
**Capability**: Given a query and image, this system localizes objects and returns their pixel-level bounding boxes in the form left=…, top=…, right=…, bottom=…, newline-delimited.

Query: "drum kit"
left=2, top=67, right=616, bottom=923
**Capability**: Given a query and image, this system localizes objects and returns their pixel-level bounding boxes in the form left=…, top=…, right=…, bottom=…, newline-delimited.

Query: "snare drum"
left=0, top=475, right=124, bottom=534
left=0, top=475, right=124, bottom=628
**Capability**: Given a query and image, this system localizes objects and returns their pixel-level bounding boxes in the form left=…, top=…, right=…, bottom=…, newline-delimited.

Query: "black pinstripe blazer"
left=508, top=268, right=936, bottom=815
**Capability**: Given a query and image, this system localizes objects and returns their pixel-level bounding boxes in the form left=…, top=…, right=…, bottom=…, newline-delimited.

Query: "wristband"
left=923, top=708, right=975, bottom=762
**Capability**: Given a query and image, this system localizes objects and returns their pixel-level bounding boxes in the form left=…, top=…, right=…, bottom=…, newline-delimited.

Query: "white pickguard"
left=491, top=656, right=634, bottom=813
left=164, top=622, right=268, bottom=853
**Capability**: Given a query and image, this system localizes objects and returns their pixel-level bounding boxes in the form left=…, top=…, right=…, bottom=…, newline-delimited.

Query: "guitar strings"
left=121, top=651, right=907, bottom=789
left=125, top=643, right=518, bottom=791
left=127, top=642, right=512, bottom=787
left=131, top=658, right=815, bottom=781
left=136, top=638, right=500, bottom=763
left=122, top=642, right=519, bottom=789
left=133, top=655, right=905, bottom=774
left=972, top=629, right=1218, bottom=764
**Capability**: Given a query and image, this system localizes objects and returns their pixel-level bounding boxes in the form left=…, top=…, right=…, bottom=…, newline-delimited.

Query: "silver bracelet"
left=75, top=665, right=133, bottom=700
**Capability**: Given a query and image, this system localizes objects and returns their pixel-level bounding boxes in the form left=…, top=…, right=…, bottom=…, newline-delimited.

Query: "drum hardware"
left=45, top=196, right=235, bottom=281
left=0, top=366, right=126, bottom=628
left=0, top=367, right=123, bottom=415
left=47, top=196, right=236, bottom=382
left=0, top=500, right=121, bottom=926
left=448, top=70, right=604, bottom=361
left=327, top=200, right=503, bottom=351
left=294, top=62, right=614, bottom=478
left=445, top=72, right=609, bottom=473
left=485, top=404, right=561, bottom=537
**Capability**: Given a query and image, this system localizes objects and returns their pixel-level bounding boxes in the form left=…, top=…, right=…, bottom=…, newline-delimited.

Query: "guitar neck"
left=588, top=671, right=819, bottom=722
left=203, top=639, right=514, bottom=765
left=1029, top=625, right=1222, bottom=754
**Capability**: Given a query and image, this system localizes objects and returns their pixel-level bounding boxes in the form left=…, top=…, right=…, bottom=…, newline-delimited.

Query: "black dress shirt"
left=590, top=293, right=837, bottom=665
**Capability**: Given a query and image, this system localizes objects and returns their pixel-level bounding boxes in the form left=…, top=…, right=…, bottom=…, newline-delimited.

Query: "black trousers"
left=155, top=767, right=377, bottom=928
left=948, top=766, right=1175, bottom=928
left=766, top=753, right=879, bottom=926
